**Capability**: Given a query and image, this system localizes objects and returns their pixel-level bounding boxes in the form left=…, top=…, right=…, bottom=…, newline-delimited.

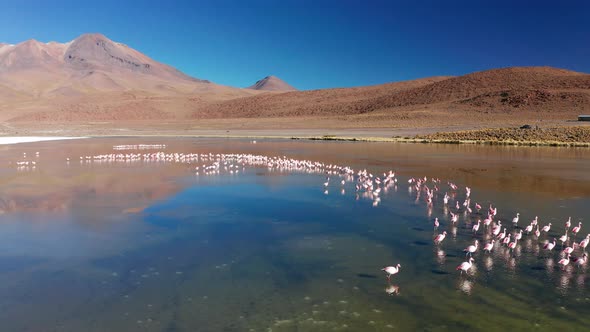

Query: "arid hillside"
left=1, top=33, right=589, bottom=129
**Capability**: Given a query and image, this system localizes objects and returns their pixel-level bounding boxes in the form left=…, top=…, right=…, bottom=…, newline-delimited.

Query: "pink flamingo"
left=434, top=218, right=439, bottom=230
left=434, top=231, right=447, bottom=244
left=502, top=233, right=512, bottom=246
left=512, top=213, right=520, bottom=225
left=381, top=264, right=401, bottom=280
left=565, top=217, right=571, bottom=230
left=558, top=255, right=570, bottom=270
left=508, top=239, right=518, bottom=251
left=464, top=240, right=479, bottom=256
left=573, top=253, right=588, bottom=269
left=579, top=234, right=590, bottom=251
left=531, top=216, right=538, bottom=226
left=456, top=257, right=474, bottom=275
left=497, top=228, right=507, bottom=241
left=559, top=231, right=568, bottom=247
left=544, top=238, right=557, bottom=251
left=524, top=223, right=533, bottom=234
left=483, top=240, right=495, bottom=253
left=534, top=225, right=540, bottom=238
left=475, top=203, right=482, bottom=212
left=563, top=246, right=574, bottom=256
left=492, top=221, right=502, bottom=237
left=472, top=220, right=481, bottom=234
left=572, top=222, right=582, bottom=238
left=541, top=223, right=552, bottom=233
left=450, top=212, right=458, bottom=224
left=483, top=215, right=493, bottom=227
left=514, top=229, right=523, bottom=241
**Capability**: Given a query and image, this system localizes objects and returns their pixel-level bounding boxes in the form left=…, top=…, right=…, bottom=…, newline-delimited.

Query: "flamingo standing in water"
left=558, top=255, right=570, bottom=270
left=502, top=233, right=512, bottom=246
left=381, top=264, right=401, bottom=281
left=508, top=238, right=518, bottom=251
left=492, top=221, right=502, bottom=237
left=472, top=220, right=481, bottom=234
left=512, top=213, right=520, bottom=225
left=544, top=238, right=557, bottom=251
left=483, top=240, right=495, bottom=253
left=514, top=230, right=523, bottom=241
left=483, top=215, right=493, bottom=228
left=475, top=203, right=482, bottom=212
left=531, top=216, right=539, bottom=226
left=464, top=240, right=479, bottom=256
left=534, top=225, right=541, bottom=238
left=541, top=223, right=552, bottom=233
left=573, top=253, right=588, bottom=269
left=456, top=257, right=475, bottom=275
left=434, top=231, right=447, bottom=244
left=563, top=245, right=574, bottom=256
left=524, top=223, right=533, bottom=234
left=450, top=212, right=458, bottom=224
left=572, top=222, right=583, bottom=239
left=579, top=234, right=590, bottom=251
left=565, top=217, right=572, bottom=230
left=434, top=218, right=439, bottom=230
left=559, top=231, right=569, bottom=247
left=497, top=228, right=507, bottom=241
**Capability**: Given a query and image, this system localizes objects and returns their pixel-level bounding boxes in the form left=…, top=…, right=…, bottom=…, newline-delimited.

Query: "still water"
left=0, top=138, right=589, bottom=331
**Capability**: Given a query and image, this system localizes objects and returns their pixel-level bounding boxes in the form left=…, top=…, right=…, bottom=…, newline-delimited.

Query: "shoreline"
left=1, top=134, right=588, bottom=148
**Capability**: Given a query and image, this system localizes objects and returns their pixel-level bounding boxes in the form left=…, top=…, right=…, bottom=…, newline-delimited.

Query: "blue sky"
left=0, top=0, right=589, bottom=90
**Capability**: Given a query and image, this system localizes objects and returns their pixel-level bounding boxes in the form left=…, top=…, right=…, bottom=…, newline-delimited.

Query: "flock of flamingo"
left=8, top=142, right=586, bottom=294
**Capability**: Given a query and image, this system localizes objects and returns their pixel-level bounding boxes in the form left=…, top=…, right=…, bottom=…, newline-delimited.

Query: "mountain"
left=193, top=67, right=590, bottom=128
left=1, top=34, right=589, bottom=127
left=248, top=75, right=297, bottom=91
left=0, top=33, right=259, bottom=121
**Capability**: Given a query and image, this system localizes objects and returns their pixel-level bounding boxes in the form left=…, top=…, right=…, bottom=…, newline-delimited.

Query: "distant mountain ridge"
left=0, top=32, right=589, bottom=125
left=248, top=75, right=297, bottom=91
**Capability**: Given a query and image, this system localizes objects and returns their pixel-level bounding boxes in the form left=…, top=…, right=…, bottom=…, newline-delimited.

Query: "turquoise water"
left=0, top=138, right=588, bottom=331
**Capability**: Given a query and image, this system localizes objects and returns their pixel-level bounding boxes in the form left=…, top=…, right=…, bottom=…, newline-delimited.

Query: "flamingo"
left=492, top=221, right=502, bottom=237
left=534, top=225, right=540, bottom=238
left=381, top=264, right=401, bottom=280
left=472, top=220, right=481, bottom=234
left=508, top=239, right=518, bottom=251
left=464, top=240, right=479, bottom=256
left=572, top=222, right=583, bottom=238
left=456, top=257, right=475, bottom=275
left=483, top=240, right=495, bottom=253
left=455, top=201, right=460, bottom=210
left=565, top=217, right=571, bottom=230
left=558, top=255, right=570, bottom=270
left=434, top=217, right=439, bottom=230
left=563, top=246, right=574, bottom=256
left=483, top=215, right=493, bottom=227
left=512, top=213, right=520, bottom=225
left=524, top=223, right=533, bottom=234
left=514, top=229, right=523, bottom=241
left=573, top=253, right=588, bottom=269
left=502, top=233, right=512, bottom=246
left=475, top=203, right=482, bottom=212
left=579, top=234, right=590, bottom=251
left=497, top=228, right=507, bottom=241
left=541, top=223, right=552, bottom=233
left=544, top=238, right=557, bottom=251
left=434, top=231, right=447, bottom=244
left=559, top=231, right=568, bottom=246
left=450, top=212, right=458, bottom=224
left=531, top=216, right=538, bottom=226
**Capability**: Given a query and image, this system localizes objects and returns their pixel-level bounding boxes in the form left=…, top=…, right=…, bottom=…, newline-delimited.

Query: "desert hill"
left=1, top=33, right=589, bottom=128
left=192, top=67, right=590, bottom=126
left=248, top=75, right=297, bottom=91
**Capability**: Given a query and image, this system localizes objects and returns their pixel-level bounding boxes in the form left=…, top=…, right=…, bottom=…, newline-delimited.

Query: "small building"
left=579, top=115, right=590, bottom=121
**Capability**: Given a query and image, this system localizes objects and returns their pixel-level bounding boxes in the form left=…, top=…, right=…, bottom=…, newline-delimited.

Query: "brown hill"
left=247, top=75, right=297, bottom=91
left=192, top=67, right=590, bottom=127
left=0, top=33, right=259, bottom=121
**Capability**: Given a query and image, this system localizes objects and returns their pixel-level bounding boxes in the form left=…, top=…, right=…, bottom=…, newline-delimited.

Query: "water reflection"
left=0, top=138, right=589, bottom=331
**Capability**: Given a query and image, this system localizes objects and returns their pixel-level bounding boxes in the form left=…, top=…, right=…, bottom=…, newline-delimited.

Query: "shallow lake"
left=0, top=138, right=589, bottom=331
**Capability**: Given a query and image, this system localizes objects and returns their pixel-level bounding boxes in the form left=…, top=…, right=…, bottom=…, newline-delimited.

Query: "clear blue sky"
left=1, top=0, right=589, bottom=90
